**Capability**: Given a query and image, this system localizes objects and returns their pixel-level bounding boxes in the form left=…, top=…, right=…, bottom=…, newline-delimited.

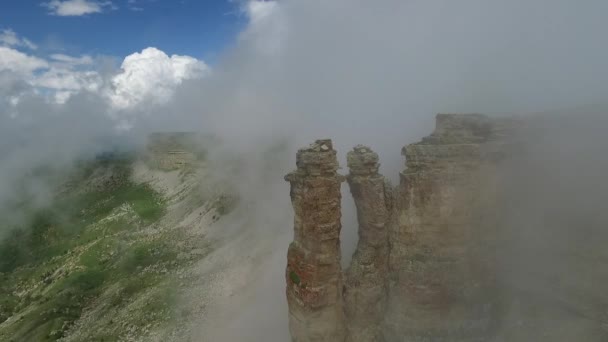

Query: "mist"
left=485, top=109, right=608, bottom=340
left=2, top=0, right=608, bottom=340
left=171, top=1, right=608, bottom=340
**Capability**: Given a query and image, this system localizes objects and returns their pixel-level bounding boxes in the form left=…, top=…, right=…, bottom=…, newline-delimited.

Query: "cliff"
left=284, top=114, right=522, bottom=342
left=385, top=114, right=516, bottom=340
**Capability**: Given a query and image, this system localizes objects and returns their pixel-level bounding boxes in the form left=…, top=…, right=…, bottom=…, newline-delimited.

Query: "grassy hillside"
left=0, top=156, right=225, bottom=341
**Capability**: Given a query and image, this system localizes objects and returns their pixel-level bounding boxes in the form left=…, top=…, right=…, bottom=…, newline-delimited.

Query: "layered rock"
left=284, top=139, right=347, bottom=342
left=284, top=115, right=521, bottom=342
left=383, top=114, right=512, bottom=341
left=343, top=146, right=392, bottom=342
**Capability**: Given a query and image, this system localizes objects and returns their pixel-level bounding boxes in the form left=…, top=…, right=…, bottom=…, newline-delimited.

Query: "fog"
left=1, top=0, right=608, bottom=340
left=177, top=1, right=608, bottom=340
left=485, top=109, right=608, bottom=340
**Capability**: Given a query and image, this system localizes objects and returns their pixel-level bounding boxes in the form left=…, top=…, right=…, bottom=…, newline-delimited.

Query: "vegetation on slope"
left=0, top=155, right=212, bottom=341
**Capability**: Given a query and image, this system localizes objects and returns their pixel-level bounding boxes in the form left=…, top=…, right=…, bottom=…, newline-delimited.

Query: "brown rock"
left=344, top=145, right=392, bottom=342
left=383, top=114, right=507, bottom=341
left=285, top=139, right=347, bottom=342
left=284, top=116, right=521, bottom=342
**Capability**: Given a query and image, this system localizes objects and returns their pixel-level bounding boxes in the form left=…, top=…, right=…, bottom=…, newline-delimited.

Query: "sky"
left=3, top=0, right=608, bottom=129
left=0, top=0, right=245, bottom=60
left=0, top=0, right=278, bottom=113
left=2, top=0, right=608, bottom=179
left=2, top=0, right=608, bottom=188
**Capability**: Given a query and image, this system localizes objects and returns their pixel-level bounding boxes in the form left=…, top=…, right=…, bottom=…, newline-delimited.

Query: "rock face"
left=284, top=115, right=520, bottom=342
left=284, top=139, right=347, bottom=342
left=384, top=114, right=511, bottom=341
left=344, top=146, right=392, bottom=342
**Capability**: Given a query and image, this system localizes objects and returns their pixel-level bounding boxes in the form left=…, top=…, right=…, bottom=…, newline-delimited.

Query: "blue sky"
left=0, top=0, right=276, bottom=112
left=1, top=0, right=247, bottom=62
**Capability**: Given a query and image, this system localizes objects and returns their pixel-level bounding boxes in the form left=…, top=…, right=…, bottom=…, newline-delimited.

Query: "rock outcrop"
left=284, top=115, right=522, bottom=342
left=284, top=139, right=347, bottom=342
left=384, top=114, right=511, bottom=341
left=344, top=146, right=392, bottom=342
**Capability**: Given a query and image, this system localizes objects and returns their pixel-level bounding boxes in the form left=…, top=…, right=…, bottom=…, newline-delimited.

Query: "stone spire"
left=344, top=145, right=392, bottom=342
left=284, top=139, right=346, bottom=342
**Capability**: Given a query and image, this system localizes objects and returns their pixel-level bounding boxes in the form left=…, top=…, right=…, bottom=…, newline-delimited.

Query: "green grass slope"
left=0, top=156, right=222, bottom=342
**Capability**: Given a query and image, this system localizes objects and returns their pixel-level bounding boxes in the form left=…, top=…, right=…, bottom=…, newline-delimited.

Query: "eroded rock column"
left=344, top=146, right=392, bottom=342
left=285, top=139, right=346, bottom=342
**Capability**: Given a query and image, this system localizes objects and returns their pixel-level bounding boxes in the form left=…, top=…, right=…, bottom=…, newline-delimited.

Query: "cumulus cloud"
left=107, top=47, right=209, bottom=110
left=43, top=0, right=114, bottom=16
left=0, top=28, right=207, bottom=109
left=0, top=44, right=208, bottom=110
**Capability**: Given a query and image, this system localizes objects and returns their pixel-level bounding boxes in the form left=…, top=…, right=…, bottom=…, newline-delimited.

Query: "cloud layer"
left=43, top=0, right=114, bottom=16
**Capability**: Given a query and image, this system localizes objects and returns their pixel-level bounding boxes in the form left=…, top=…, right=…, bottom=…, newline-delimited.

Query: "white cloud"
left=247, top=0, right=278, bottom=25
left=53, top=90, right=74, bottom=104
left=0, top=30, right=19, bottom=46
left=43, top=0, right=114, bottom=16
left=241, top=1, right=285, bottom=55
left=1, top=29, right=208, bottom=117
left=0, top=47, right=48, bottom=75
left=2, top=45, right=207, bottom=109
left=30, top=56, right=102, bottom=103
left=32, top=68, right=102, bottom=92
left=107, top=47, right=208, bottom=110
left=8, top=96, right=20, bottom=107
left=0, top=29, right=37, bottom=50
left=0, top=45, right=102, bottom=104
left=50, top=54, right=94, bottom=65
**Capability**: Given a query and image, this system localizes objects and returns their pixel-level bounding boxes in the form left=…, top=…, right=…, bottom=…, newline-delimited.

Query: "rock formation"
left=344, top=146, right=392, bottom=342
left=284, top=114, right=521, bottom=342
left=284, top=139, right=347, bottom=342
left=384, top=114, right=512, bottom=341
